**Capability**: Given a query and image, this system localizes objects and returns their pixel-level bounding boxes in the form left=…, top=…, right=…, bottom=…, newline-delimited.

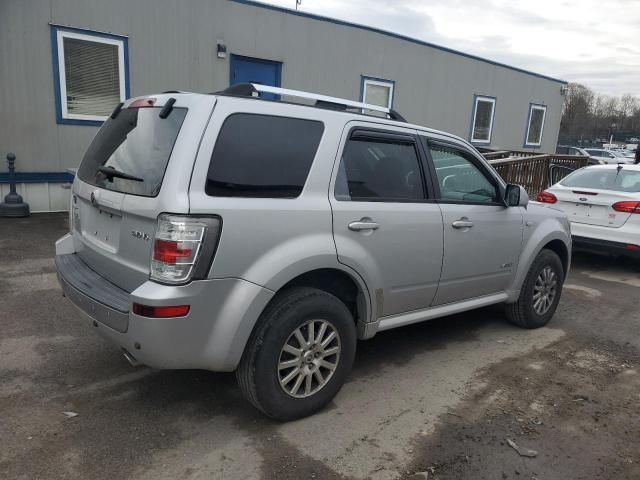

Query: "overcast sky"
left=261, top=0, right=639, bottom=97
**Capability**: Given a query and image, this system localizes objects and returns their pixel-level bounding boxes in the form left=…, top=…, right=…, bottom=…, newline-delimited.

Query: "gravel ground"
left=1, top=213, right=639, bottom=480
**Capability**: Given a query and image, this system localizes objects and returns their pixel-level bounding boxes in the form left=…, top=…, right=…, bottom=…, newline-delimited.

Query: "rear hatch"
left=550, top=167, right=640, bottom=228
left=70, top=95, right=214, bottom=292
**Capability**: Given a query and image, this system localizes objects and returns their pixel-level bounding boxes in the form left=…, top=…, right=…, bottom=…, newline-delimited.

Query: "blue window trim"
left=50, top=24, right=130, bottom=127
left=0, top=171, right=75, bottom=184
left=229, top=0, right=567, bottom=85
left=229, top=54, right=283, bottom=88
left=523, top=103, right=547, bottom=149
left=359, top=76, right=395, bottom=109
left=469, top=94, right=497, bottom=146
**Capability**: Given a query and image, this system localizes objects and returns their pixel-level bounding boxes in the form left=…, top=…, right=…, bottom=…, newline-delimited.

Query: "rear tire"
left=505, top=249, right=564, bottom=329
left=236, top=287, right=356, bottom=420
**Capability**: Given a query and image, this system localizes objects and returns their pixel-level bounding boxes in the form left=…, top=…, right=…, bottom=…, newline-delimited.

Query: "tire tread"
left=506, top=249, right=564, bottom=329
left=236, top=287, right=354, bottom=419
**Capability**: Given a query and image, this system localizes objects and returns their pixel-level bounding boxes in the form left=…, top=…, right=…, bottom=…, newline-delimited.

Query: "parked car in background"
left=537, top=164, right=640, bottom=258
left=584, top=148, right=635, bottom=164
left=54, top=84, right=572, bottom=420
left=556, top=145, right=606, bottom=165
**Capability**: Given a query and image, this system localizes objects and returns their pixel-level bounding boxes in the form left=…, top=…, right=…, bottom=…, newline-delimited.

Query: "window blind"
left=63, top=37, right=121, bottom=117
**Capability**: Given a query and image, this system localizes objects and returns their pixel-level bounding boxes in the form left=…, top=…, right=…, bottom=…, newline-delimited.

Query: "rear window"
left=77, top=106, right=187, bottom=197
left=206, top=114, right=324, bottom=198
left=561, top=168, right=640, bottom=192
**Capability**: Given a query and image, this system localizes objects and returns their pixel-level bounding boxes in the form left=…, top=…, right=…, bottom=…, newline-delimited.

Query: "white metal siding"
left=0, top=0, right=564, bottom=211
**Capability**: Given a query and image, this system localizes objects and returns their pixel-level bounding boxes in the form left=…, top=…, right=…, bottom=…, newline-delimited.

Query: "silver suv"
left=55, top=84, right=571, bottom=420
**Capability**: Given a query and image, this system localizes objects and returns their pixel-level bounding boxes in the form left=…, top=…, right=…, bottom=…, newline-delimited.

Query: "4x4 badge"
left=131, top=230, right=150, bottom=241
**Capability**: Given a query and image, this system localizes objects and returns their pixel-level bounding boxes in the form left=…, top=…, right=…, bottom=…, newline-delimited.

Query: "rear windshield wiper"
left=97, top=166, right=144, bottom=182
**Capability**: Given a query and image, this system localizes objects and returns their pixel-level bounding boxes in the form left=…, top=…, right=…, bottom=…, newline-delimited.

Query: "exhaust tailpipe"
left=122, top=349, right=141, bottom=367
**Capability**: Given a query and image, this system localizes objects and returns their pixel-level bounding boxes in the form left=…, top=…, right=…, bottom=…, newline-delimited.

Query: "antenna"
left=295, top=0, right=302, bottom=10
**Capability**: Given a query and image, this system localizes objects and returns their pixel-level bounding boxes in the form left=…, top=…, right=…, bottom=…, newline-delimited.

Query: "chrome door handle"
left=348, top=220, right=380, bottom=231
left=452, top=219, right=474, bottom=229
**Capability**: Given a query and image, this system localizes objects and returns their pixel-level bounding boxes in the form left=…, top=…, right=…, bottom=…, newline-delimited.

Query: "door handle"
left=348, top=220, right=380, bottom=231
left=452, top=218, right=474, bottom=229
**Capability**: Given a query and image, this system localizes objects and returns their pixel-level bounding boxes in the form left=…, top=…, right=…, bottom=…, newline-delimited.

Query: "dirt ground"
left=1, top=213, right=639, bottom=480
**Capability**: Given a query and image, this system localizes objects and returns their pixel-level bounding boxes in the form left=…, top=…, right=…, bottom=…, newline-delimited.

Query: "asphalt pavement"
left=1, top=213, right=638, bottom=479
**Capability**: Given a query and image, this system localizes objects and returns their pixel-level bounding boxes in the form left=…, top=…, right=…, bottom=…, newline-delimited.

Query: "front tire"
left=236, top=287, right=357, bottom=420
left=505, top=249, right=564, bottom=329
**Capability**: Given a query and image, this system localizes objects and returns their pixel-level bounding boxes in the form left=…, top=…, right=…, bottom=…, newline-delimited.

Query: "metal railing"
left=548, top=163, right=579, bottom=186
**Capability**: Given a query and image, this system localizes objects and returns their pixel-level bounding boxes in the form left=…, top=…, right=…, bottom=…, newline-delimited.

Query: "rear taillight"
left=536, top=191, right=557, bottom=204
left=612, top=201, right=640, bottom=214
left=150, top=214, right=221, bottom=284
left=153, top=239, right=195, bottom=264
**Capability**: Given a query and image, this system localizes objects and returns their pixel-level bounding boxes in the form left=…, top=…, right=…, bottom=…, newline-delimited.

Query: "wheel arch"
left=542, top=238, right=570, bottom=277
left=509, top=220, right=571, bottom=300
left=270, top=267, right=371, bottom=334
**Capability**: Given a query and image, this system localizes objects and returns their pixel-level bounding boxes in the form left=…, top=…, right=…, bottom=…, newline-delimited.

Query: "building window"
left=361, top=77, right=394, bottom=110
left=525, top=104, right=547, bottom=147
left=51, top=26, right=129, bottom=125
left=470, top=95, right=496, bottom=144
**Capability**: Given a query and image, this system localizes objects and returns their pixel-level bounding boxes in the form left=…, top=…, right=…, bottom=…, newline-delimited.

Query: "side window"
left=429, top=144, right=498, bottom=204
left=206, top=114, right=324, bottom=198
left=335, top=135, right=425, bottom=202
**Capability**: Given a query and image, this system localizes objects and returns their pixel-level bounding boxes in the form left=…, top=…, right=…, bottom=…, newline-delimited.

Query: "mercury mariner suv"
left=55, top=84, right=571, bottom=420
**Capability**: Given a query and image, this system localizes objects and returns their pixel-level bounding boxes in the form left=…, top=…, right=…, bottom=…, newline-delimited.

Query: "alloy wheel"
left=533, top=266, right=557, bottom=315
left=277, top=319, right=341, bottom=398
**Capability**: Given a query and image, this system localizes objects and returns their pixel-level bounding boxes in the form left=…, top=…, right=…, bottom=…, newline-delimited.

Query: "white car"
left=584, top=148, right=635, bottom=165
left=537, top=164, right=640, bottom=258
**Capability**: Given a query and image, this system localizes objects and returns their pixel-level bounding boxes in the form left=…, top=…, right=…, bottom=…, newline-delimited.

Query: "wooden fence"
left=485, top=153, right=589, bottom=197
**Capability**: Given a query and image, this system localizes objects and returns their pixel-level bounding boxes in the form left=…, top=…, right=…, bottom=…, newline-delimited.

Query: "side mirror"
left=506, top=184, right=529, bottom=208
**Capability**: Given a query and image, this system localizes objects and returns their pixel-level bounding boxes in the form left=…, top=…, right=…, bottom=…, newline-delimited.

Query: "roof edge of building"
left=230, top=0, right=568, bottom=85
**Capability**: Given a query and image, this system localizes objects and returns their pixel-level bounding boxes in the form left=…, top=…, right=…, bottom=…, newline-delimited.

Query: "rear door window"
left=334, top=135, right=425, bottom=202
left=77, top=106, right=187, bottom=197
left=206, top=114, right=324, bottom=198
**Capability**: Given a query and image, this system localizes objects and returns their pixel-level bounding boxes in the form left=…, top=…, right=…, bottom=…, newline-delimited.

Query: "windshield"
left=561, top=168, right=640, bottom=192
left=77, top=106, right=187, bottom=197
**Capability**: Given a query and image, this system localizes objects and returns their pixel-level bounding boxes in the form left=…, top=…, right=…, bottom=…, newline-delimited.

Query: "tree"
left=560, top=83, right=594, bottom=140
left=560, top=83, right=640, bottom=143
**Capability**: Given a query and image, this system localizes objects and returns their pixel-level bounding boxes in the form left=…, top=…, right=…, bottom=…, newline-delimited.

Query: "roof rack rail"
left=212, top=83, right=406, bottom=122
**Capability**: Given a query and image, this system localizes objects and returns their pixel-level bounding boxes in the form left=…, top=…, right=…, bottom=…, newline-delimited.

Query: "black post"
left=0, top=153, right=31, bottom=217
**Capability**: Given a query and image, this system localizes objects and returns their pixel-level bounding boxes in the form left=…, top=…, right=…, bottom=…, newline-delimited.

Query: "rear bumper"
left=55, top=237, right=274, bottom=371
left=570, top=221, right=640, bottom=258
left=56, top=253, right=130, bottom=332
left=572, top=236, right=640, bottom=258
